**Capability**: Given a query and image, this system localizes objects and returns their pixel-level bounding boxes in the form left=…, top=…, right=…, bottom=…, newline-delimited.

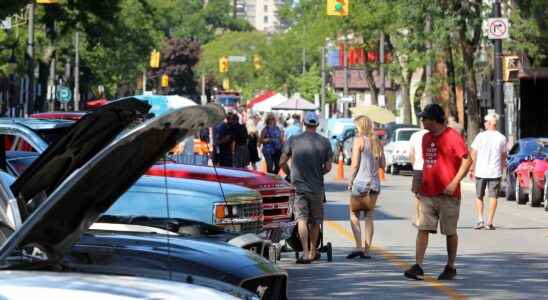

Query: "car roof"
left=0, top=118, right=74, bottom=130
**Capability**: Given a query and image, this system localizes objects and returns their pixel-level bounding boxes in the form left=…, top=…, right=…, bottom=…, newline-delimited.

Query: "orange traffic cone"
left=379, top=167, right=386, bottom=181
left=335, top=152, right=346, bottom=181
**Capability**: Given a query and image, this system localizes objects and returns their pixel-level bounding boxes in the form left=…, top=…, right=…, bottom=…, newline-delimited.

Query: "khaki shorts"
left=411, top=170, right=423, bottom=194
left=294, top=192, right=324, bottom=225
left=418, top=195, right=460, bottom=236
left=350, top=192, right=378, bottom=218
left=475, top=177, right=501, bottom=199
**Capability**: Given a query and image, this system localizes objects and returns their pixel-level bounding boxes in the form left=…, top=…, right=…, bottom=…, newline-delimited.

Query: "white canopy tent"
left=250, top=93, right=289, bottom=113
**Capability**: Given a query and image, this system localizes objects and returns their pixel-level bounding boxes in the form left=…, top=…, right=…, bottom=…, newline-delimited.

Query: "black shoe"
left=404, top=264, right=424, bottom=280
left=346, top=251, right=363, bottom=259
left=437, top=265, right=457, bottom=280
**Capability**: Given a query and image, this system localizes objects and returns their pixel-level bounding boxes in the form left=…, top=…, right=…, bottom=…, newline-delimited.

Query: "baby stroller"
left=285, top=222, right=333, bottom=262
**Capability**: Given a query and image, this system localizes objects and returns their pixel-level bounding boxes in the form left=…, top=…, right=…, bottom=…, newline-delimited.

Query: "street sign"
left=56, top=86, right=72, bottom=103
left=487, top=18, right=509, bottom=39
left=228, top=56, right=246, bottom=62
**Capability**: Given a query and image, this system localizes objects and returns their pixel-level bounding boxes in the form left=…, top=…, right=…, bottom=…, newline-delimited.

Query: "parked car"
left=383, top=122, right=419, bottom=143
left=383, top=127, right=421, bottom=174
left=333, top=127, right=387, bottom=165
left=30, top=111, right=296, bottom=236
left=0, top=271, right=241, bottom=300
left=506, top=138, right=548, bottom=200
left=0, top=117, right=74, bottom=153
left=0, top=102, right=286, bottom=299
left=30, top=111, right=87, bottom=121
left=514, top=157, right=548, bottom=206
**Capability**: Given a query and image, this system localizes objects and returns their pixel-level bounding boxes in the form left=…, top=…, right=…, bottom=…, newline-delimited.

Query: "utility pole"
left=201, top=67, right=206, bottom=105
left=320, top=45, right=326, bottom=116
left=379, top=32, right=385, bottom=107
left=493, top=0, right=505, bottom=134
left=26, top=3, right=35, bottom=116
left=343, top=37, right=348, bottom=97
left=424, top=12, right=433, bottom=106
left=74, top=31, right=80, bottom=111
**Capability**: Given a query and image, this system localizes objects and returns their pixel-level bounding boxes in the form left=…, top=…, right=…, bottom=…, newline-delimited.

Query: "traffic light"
left=253, top=54, right=262, bottom=70
left=222, top=78, right=230, bottom=90
left=327, top=0, right=348, bottom=16
left=219, top=56, right=229, bottom=73
left=150, top=50, right=160, bottom=68
left=161, top=74, right=169, bottom=88
left=503, top=55, right=519, bottom=82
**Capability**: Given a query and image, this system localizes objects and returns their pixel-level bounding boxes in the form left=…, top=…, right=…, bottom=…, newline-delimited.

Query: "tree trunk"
left=462, top=44, right=480, bottom=143
left=445, top=42, right=458, bottom=121
left=402, top=72, right=413, bottom=124
left=364, top=63, right=378, bottom=105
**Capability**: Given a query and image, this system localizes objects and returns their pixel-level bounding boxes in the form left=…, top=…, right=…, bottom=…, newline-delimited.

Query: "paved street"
left=280, top=167, right=548, bottom=300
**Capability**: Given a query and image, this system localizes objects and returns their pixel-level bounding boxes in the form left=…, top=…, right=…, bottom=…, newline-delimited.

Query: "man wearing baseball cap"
left=469, top=112, right=507, bottom=230
left=404, top=103, right=472, bottom=280
left=280, top=111, right=333, bottom=263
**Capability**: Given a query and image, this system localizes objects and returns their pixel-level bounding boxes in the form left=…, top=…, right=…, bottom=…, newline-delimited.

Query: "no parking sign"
left=487, top=18, right=509, bottom=39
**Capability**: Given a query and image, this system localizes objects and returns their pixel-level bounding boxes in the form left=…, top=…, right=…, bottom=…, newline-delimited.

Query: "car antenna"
left=210, top=130, right=236, bottom=232
left=161, top=134, right=173, bottom=281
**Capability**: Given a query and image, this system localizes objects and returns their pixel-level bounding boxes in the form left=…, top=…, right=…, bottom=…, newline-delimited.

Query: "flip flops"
left=295, top=256, right=312, bottom=264
left=346, top=251, right=363, bottom=259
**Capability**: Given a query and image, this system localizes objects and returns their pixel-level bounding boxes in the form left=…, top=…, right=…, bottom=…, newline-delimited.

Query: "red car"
left=147, top=163, right=294, bottom=228
left=514, top=157, right=548, bottom=207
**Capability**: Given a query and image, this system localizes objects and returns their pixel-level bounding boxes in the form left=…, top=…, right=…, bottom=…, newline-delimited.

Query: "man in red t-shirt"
left=404, top=104, right=471, bottom=281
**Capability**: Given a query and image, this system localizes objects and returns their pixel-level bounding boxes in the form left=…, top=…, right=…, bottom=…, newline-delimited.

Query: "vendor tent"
left=272, top=95, right=317, bottom=111
left=134, top=94, right=196, bottom=117
left=250, top=92, right=288, bottom=113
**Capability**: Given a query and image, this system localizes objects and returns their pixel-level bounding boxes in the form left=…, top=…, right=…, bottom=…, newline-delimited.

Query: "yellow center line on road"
left=324, top=220, right=469, bottom=300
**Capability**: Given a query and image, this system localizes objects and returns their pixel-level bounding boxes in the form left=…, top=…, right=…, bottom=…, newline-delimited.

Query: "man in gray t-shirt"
left=280, top=112, right=333, bottom=264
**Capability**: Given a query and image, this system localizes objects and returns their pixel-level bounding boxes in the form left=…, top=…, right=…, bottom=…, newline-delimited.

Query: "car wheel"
left=506, top=173, right=515, bottom=201
left=529, top=176, right=543, bottom=207
left=515, top=176, right=528, bottom=205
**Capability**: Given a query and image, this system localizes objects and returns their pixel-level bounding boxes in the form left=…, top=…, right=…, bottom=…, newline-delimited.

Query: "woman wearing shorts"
left=347, top=116, right=385, bottom=259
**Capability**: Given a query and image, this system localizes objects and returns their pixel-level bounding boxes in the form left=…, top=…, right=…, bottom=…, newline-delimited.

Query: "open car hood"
left=10, top=98, right=150, bottom=221
left=0, top=103, right=225, bottom=261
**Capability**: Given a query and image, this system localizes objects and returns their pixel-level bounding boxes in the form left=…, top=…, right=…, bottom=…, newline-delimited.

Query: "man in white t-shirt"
left=469, top=113, right=507, bottom=230
left=409, top=128, right=428, bottom=226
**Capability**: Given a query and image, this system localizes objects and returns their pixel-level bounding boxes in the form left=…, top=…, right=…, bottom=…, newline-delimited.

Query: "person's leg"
left=272, top=151, right=282, bottom=174
left=416, top=230, right=429, bottom=266
left=297, top=219, right=310, bottom=259
left=363, top=193, right=378, bottom=254
left=349, top=207, right=362, bottom=251
left=308, top=223, right=320, bottom=260
left=486, top=179, right=500, bottom=227
left=414, top=194, right=420, bottom=226
left=474, top=178, right=486, bottom=226
left=446, top=234, right=458, bottom=268
left=264, top=153, right=274, bottom=173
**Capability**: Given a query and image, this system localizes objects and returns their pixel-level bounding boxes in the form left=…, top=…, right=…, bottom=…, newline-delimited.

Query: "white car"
left=383, top=127, right=420, bottom=175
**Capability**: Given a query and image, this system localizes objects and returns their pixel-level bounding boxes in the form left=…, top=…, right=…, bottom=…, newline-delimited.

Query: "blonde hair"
left=354, top=116, right=382, bottom=158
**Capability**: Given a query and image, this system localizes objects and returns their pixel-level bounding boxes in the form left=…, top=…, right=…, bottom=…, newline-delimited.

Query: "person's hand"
left=443, top=181, right=458, bottom=196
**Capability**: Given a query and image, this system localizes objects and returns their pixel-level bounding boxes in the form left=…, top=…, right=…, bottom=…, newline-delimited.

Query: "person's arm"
left=443, top=135, right=472, bottom=197
left=259, top=128, right=268, bottom=145
left=409, top=144, right=416, bottom=166
left=348, top=137, right=363, bottom=189
left=468, top=149, right=477, bottom=178
left=279, top=150, right=291, bottom=178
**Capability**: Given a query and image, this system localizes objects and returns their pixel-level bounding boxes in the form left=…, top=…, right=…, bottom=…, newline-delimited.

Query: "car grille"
left=241, top=274, right=287, bottom=300
left=240, top=203, right=262, bottom=218
left=240, top=220, right=263, bottom=234
left=262, top=194, right=292, bottom=221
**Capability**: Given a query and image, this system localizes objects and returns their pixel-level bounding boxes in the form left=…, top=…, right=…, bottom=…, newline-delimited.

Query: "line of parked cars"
left=505, top=137, right=548, bottom=210
left=0, top=99, right=292, bottom=299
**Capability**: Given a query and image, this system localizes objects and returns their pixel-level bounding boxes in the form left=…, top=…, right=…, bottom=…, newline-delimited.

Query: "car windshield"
left=104, top=190, right=214, bottom=225
left=396, top=130, right=418, bottom=141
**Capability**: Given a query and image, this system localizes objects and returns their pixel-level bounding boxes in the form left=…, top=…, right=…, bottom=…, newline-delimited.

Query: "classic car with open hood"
left=0, top=99, right=287, bottom=300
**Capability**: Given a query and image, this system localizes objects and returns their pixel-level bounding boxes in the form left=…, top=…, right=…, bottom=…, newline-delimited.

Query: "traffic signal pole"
left=494, top=0, right=505, bottom=134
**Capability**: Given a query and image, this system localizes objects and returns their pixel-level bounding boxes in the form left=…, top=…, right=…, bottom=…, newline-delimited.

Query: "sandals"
left=295, top=256, right=312, bottom=264
left=346, top=251, right=363, bottom=259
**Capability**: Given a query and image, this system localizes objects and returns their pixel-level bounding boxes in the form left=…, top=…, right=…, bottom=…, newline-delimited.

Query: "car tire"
left=515, top=176, right=528, bottom=205
left=529, top=176, right=543, bottom=207
left=388, top=164, right=399, bottom=175
left=506, top=173, right=515, bottom=201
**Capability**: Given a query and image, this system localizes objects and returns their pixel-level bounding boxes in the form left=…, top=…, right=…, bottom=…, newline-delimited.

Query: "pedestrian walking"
left=469, top=113, right=507, bottom=230
left=346, top=115, right=385, bottom=259
left=247, top=123, right=261, bottom=170
left=260, top=113, right=283, bottom=174
left=213, top=112, right=236, bottom=167
left=280, top=111, right=333, bottom=264
left=404, top=103, right=471, bottom=281
left=233, top=114, right=250, bottom=168
left=409, top=127, right=428, bottom=226
left=284, top=114, right=303, bottom=141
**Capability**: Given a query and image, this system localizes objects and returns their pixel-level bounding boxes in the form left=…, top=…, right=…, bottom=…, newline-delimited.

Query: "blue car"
left=506, top=138, right=548, bottom=200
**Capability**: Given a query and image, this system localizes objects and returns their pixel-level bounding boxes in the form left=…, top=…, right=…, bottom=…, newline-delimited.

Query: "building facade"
left=236, top=0, right=288, bottom=33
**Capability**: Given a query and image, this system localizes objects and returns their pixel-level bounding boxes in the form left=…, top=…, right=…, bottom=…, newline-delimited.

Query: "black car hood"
left=10, top=98, right=150, bottom=220
left=0, top=103, right=225, bottom=261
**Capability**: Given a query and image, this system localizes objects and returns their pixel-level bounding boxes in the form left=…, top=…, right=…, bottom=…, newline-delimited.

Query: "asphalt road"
left=279, top=167, right=548, bottom=300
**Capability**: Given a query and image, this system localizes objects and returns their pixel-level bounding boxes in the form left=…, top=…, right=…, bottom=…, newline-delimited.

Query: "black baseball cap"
left=418, top=103, right=445, bottom=123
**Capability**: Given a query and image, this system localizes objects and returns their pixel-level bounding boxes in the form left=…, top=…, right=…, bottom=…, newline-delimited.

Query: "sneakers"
left=404, top=264, right=424, bottom=280
left=484, top=224, right=496, bottom=230
left=473, top=221, right=484, bottom=230
left=437, top=265, right=457, bottom=280
left=404, top=264, right=457, bottom=280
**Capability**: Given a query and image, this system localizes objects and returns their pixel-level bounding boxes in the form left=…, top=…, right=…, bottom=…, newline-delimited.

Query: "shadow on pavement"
left=282, top=247, right=548, bottom=299
left=324, top=203, right=406, bottom=222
